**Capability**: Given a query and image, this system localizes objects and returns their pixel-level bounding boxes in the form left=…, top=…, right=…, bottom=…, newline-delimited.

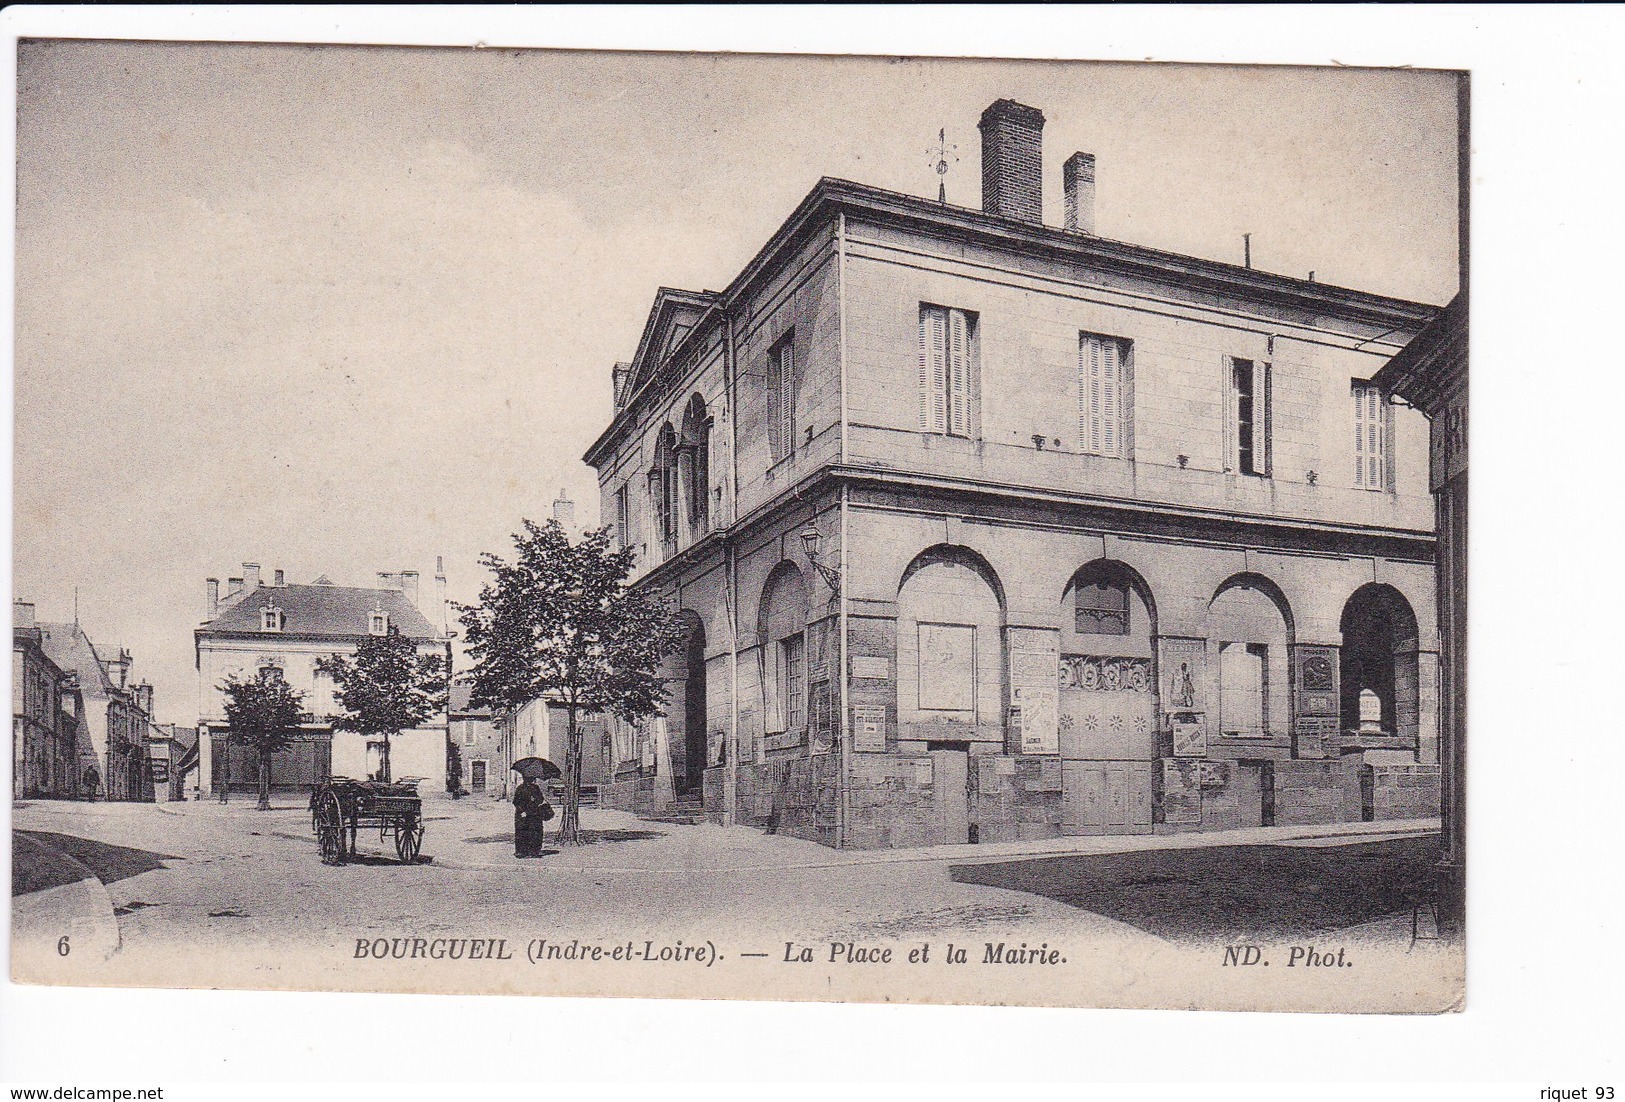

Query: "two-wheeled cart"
left=309, top=777, right=424, bottom=865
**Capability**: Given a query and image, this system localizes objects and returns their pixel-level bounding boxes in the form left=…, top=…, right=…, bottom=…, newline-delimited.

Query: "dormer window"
left=261, top=605, right=284, bottom=632
left=369, top=611, right=389, bottom=635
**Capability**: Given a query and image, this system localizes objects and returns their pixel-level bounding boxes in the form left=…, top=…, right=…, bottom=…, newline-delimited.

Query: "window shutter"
left=917, top=308, right=931, bottom=431
left=778, top=344, right=795, bottom=457
left=948, top=309, right=971, bottom=436
left=1253, top=360, right=1273, bottom=476
left=1101, top=339, right=1120, bottom=458
left=920, top=306, right=948, bottom=434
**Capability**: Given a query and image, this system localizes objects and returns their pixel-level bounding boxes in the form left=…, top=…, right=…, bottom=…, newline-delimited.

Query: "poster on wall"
left=917, top=622, right=976, bottom=711
left=1013, top=648, right=1060, bottom=754
left=852, top=704, right=887, bottom=752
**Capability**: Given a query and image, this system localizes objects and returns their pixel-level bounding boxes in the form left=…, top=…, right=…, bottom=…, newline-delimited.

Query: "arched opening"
left=650, top=423, right=679, bottom=547
left=680, top=394, right=711, bottom=536
left=1339, top=584, right=1421, bottom=747
left=1209, top=574, right=1294, bottom=741
left=1059, top=559, right=1158, bottom=761
left=758, top=563, right=811, bottom=746
left=896, top=546, right=1005, bottom=735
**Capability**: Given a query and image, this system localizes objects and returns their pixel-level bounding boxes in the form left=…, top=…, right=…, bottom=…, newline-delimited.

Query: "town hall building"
left=584, top=99, right=1444, bottom=848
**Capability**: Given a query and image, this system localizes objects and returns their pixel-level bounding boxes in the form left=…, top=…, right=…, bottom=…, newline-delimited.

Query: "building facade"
left=13, top=601, right=84, bottom=799
left=584, top=99, right=1444, bottom=849
left=35, top=615, right=153, bottom=802
left=449, top=683, right=507, bottom=797
left=194, top=562, right=453, bottom=797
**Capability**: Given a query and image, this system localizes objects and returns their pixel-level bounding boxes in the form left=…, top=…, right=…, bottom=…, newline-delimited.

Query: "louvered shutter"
left=1253, top=360, right=1272, bottom=476
left=1081, top=336, right=1103, bottom=454
left=918, top=306, right=948, bottom=434
left=1101, top=338, right=1120, bottom=458
left=948, top=309, right=971, bottom=436
left=778, top=343, right=796, bottom=457
left=766, top=352, right=782, bottom=460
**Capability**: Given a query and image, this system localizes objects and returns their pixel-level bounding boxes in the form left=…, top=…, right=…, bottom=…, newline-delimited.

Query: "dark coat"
left=513, top=779, right=550, bottom=856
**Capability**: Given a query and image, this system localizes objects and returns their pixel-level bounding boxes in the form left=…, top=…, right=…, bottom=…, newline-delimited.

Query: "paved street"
left=10, top=796, right=1452, bottom=1005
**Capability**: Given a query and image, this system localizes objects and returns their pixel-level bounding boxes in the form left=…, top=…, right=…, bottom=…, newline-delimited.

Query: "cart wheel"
left=317, top=790, right=347, bottom=866
left=395, top=814, right=423, bottom=864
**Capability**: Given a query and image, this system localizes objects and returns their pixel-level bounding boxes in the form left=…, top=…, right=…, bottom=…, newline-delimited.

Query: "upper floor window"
left=614, top=484, right=630, bottom=551
left=918, top=305, right=978, bottom=438
left=1079, top=333, right=1131, bottom=458
left=682, top=393, right=711, bottom=533
left=260, top=606, right=283, bottom=632
left=1352, top=381, right=1391, bottom=491
left=258, top=665, right=284, bottom=684
left=369, top=611, right=389, bottom=635
left=651, top=423, right=679, bottom=544
left=780, top=632, right=807, bottom=732
left=1228, top=357, right=1273, bottom=477
left=767, top=334, right=797, bottom=463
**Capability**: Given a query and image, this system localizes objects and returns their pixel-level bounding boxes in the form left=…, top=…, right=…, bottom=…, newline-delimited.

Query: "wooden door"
left=931, top=750, right=970, bottom=845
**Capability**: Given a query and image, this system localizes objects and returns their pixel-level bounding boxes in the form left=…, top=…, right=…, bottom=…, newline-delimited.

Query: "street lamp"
left=800, top=524, right=841, bottom=599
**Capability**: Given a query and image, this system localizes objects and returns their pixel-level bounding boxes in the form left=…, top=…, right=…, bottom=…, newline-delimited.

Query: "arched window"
left=897, top=546, right=1005, bottom=733
left=650, top=423, right=679, bottom=545
left=1339, top=584, right=1421, bottom=745
left=1209, top=575, right=1294, bottom=740
left=681, top=394, right=711, bottom=534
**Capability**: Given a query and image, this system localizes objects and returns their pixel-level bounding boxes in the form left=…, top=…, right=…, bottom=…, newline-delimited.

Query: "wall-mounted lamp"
left=1306, top=470, right=1319, bottom=486
left=1177, top=454, right=1190, bottom=469
left=1031, top=434, right=1047, bottom=451
left=800, top=524, right=841, bottom=602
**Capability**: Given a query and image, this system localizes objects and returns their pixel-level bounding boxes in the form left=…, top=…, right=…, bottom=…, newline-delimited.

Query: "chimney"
left=227, top=577, right=244, bottom=598
left=612, top=362, right=633, bottom=412
left=206, top=578, right=220, bottom=617
left=435, top=556, right=448, bottom=636
left=274, top=569, right=285, bottom=587
left=14, top=600, right=35, bottom=629
left=979, top=99, right=1045, bottom=224
left=376, top=572, right=400, bottom=590
left=243, top=563, right=261, bottom=591
left=552, top=489, right=576, bottom=530
left=1063, top=152, right=1096, bottom=235
left=400, top=571, right=420, bottom=610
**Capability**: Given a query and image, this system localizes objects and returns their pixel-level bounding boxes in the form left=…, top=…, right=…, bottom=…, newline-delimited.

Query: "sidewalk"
left=10, top=830, right=122, bottom=964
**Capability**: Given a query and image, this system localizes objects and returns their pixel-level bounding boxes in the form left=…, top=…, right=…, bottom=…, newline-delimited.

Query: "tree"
left=460, top=519, right=687, bottom=844
left=220, top=668, right=307, bottom=811
left=317, top=626, right=449, bottom=785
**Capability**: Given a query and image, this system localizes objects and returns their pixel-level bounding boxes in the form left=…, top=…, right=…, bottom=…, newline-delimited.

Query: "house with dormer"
left=194, top=561, right=453, bottom=797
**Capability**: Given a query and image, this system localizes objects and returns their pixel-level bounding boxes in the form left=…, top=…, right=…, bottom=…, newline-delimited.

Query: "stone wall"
left=1370, top=763, right=1442, bottom=820
left=735, top=753, right=839, bottom=846
left=973, top=755, right=1064, bottom=843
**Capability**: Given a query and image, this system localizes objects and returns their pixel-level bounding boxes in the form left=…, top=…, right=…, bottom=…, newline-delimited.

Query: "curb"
left=10, top=835, right=122, bottom=962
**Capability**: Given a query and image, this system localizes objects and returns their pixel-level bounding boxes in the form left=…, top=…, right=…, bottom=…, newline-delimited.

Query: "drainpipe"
left=724, top=304, right=741, bottom=828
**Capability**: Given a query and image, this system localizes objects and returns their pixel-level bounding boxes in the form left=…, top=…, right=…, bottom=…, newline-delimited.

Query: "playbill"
left=10, top=36, right=1467, bottom=1014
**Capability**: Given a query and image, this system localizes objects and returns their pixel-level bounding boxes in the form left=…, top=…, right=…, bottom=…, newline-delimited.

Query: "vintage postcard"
left=10, top=38, right=1466, bottom=1013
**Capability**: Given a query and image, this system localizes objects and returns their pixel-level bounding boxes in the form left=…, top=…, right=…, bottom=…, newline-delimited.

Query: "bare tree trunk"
left=380, top=733, right=392, bottom=784
left=257, top=749, right=270, bottom=811
left=560, top=705, right=581, bottom=844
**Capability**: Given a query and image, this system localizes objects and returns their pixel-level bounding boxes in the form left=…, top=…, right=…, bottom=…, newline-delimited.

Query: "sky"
left=12, top=41, right=1460, bottom=725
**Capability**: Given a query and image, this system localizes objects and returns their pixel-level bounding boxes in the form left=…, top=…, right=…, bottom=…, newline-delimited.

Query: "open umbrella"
left=510, top=757, right=562, bottom=782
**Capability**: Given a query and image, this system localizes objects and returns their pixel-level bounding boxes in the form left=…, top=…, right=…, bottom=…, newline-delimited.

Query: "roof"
left=196, top=583, right=441, bottom=640
left=448, top=682, right=491, bottom=717
left=1371, top=291, right=1466, bottom=414
left=37, top=622, right=118, bottom=698
left=587, top=176, right=1440, bottom=466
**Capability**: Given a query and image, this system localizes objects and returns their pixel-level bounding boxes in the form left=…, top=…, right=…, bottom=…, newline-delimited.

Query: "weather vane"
left=928, top=128, right=958, bottom=205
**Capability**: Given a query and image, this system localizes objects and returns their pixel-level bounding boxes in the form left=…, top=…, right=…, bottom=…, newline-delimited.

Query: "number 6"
left=57, top=935, right=70, bottom=956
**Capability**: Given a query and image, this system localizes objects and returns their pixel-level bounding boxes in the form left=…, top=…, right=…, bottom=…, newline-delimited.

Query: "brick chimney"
left=273, top=568, right=285, bottom=587
left=400, top=570, right=420, bottom=610
left=979, top=99, right=1045, bottom=224
left=376, top=572, right=400, bottom=590
left=552, top=489, right=576, bottom=530
left=227, top=577, right=244, bottom=599
left=14, top=600, right=35, bottom=629
left=1063, top=152, right=1096, bottom=235
left=434, top=556, right=448, bottom=636
left=243, top=563, right=261, bottom=592
left=206, top=578, right=220, bottom=618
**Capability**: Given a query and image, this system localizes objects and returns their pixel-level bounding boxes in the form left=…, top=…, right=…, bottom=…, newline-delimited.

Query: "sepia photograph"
left=6, top=31, right=1474, bottom=1018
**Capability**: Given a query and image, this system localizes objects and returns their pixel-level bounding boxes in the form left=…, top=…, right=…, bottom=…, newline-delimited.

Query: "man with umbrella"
left=510, top=757, right=559, bottom=858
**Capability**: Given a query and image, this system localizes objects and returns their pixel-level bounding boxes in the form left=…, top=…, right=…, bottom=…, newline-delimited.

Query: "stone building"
left=12, top=601, right=84, bottom=799
left=194, top=561, right=452, bottom=797
left=449, top=683, right=507, bottom=797
left=35, top=614, right=153, bottom=801
left=584, top=99, right=1444, bottom=848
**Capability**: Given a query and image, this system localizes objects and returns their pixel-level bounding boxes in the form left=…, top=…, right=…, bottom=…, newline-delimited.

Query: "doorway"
left=683, top=620, right=707, bottom=800
left=928, top=741, right=971, bottom=845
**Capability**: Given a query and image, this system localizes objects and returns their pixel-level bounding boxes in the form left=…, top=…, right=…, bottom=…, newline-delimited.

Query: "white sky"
left=12, top=42, right=1459, bottom=725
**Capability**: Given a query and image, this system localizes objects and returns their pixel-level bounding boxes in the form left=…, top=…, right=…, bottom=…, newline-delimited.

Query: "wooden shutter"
left=778, top=343, right=796, bottom=457
left=1353, top=384, right=1387, bottom=490
left=1081, top=335, right=1124, bottom=458
left=1253, top=360, right=1273, bottom=476
left=1101, top=339, right=1121, bottom=458
left=1081, top=336, right=1103, bottom=454
left=766, top=351, right=782, bottom=460
left=919, top=306, right=948, bottom=433
left=947, top=309, right=971, bottom=437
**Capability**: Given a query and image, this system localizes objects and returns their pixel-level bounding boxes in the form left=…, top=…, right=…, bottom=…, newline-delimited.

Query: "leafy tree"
left=317, top=626, right=449, bottom=785
left=460, top=519, right=687, bottom=844
left=220, top=668, right=307, bottom=811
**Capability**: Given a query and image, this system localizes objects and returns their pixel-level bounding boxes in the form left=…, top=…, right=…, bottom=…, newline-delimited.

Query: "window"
left=682, top=394, right=710, bottom=532
left=780, top=634, right=807, bottom=731
left=651, top=424, right=678, bottom=544
left=260, top=606, right=283, bottom=632
left=369, top=611, right=389, bottom=635
left=1075, top=579, right=1130, bottom=635
left=918, top=305, right=978, bottom=438
left=1229, top=358, right=1272, bottom=477
left=767, top=335, right=796, bottom=463
left=463, top=721, right=475, bottom=747
left=1219, top=642, right=1268, bottom=737
left=614, top=484, right=630, bottom=550
left=258, top=665, right=284, bottom=684
left=1352, top=382, right=1390, bottom=491
left=1079, top=333, right=1131, bottom=458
